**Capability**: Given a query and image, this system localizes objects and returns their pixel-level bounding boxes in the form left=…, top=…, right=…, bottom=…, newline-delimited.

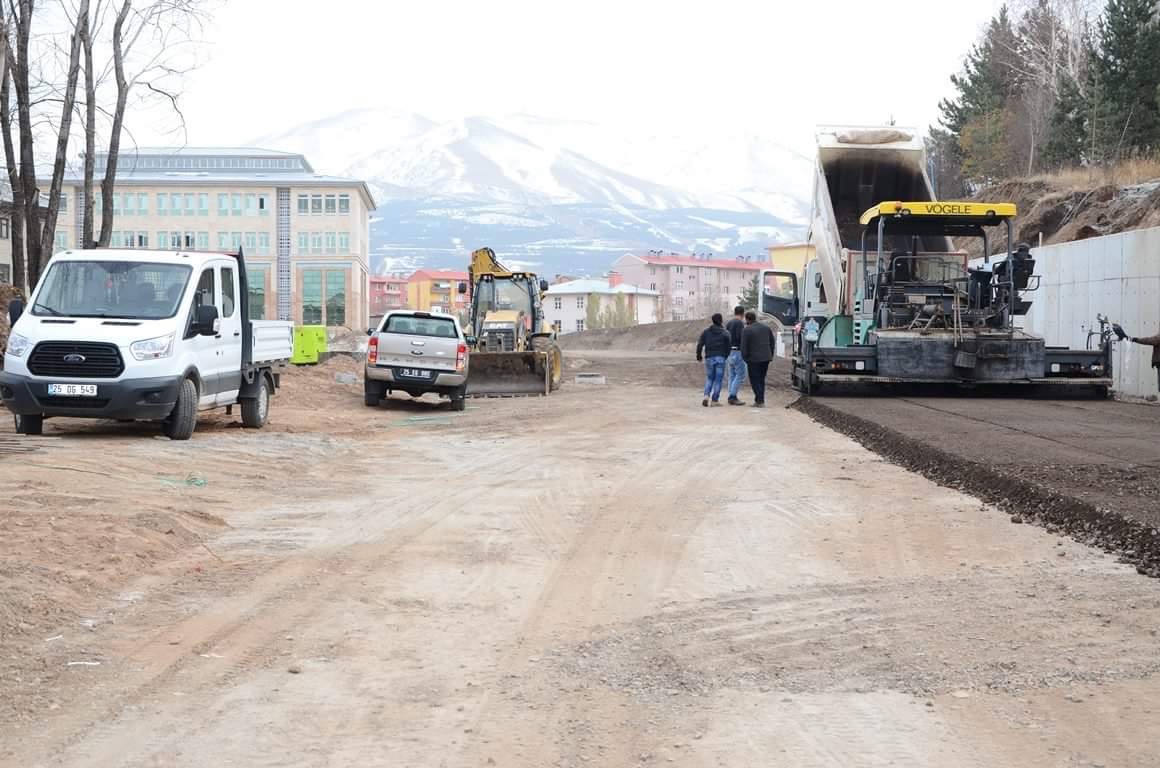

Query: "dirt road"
left=3, top=351, right=1160, bottom=767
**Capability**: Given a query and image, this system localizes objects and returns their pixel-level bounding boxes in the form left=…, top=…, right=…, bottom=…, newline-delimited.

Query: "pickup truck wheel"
left=241, top=376, right=270, bottom=428
left=364, top=379, right=384, bottom=407
left=162, top=378, right=198, bottom=440
left=15, top=414, right=43, bottom=435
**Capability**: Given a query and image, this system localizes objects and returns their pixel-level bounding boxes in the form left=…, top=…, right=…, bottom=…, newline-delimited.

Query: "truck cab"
left=1, top=248, right=292, bottom=439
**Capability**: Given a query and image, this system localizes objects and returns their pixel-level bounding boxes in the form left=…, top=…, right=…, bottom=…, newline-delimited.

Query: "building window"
left=136, top=232, right=148, bottom=248
left=576, top=296, right=584, bottom=309
left=649, top=283, right=656, bottom=290
left=247, top=265, right=268, bottom=320
left=297, top=194, right=308, bottom=215
left=58, top=194, right=68, bottom=213
left=168, top=193, right=181, bottom=215
left=338, top=194, right=350, bottom=214
left=123, top=193, right=136, bottom=215
left=95, top=192, right=103, bottom=212
left=338, top=232, right=350, bottom=254
left=258, top=194, right=269, bottom=215
left=310, top=194, right=322, bottom=215
left=54, top=230, right=68, bottom=251
left=325, top=271, right=345, bottom=327
left=302, top=269, right=322, bottom=324
left=649, top=266, right=655, bottom=275
left=258, top=232, right=270, bottom=255
left=136, top=193, right=147, bottom=214
left=675, top=280, right=683, bottom=289
left=231, top=232, right=242, bottom=249
left=170, top=232, right=182, bottom=249
left=215, top=232, right=227, bottom=250
left=310, top=232, right=322, bottom=254
left=197, top=232, right=209, bottom=250
left=554, top=297, right=561, bottom=310
left=198, top=193, right=209, bottom=215
left=575, top=319, right=584, bottom=332
left=218, top=193, right=229, bottom=216
left=111, top=194, right=121, bottom=215
left=245, top=231, right=257, bottom=252
left=324, top=194, right=336, bottom=215
left=157, top=231, right=168, bottom=249
left=0, top=264, right=9, bottom=284
left=110, top=231, right=123, bottom=248
left=297, top=232, right=309, bottom=254
left=245, top=194, right=256, bottom=216
left=0, top=217, right=9, bottom=239
left=184, top=193, right=195, bottom=216
left=231, top=193, right=242, bottom=216
left=325, top=232, right=336, bottom=254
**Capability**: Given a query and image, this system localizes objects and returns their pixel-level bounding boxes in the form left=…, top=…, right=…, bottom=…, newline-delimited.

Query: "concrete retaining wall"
left=1021, top=226, right=1160, bottom=399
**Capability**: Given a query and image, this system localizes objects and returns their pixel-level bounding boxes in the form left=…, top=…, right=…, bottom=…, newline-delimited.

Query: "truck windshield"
left=475, top=279, right=532, bottom=317
left=383, top=315, right=458, bottom=338
left=32, top=261, right=193, bottom=320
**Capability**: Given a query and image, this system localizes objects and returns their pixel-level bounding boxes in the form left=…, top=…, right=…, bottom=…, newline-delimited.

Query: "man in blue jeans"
left=696, top=313, right=731, bottom=407
left=725, top=305, right=747, bottom=405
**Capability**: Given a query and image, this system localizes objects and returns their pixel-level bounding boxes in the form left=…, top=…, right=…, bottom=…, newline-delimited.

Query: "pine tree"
left=738, top=275, right=759, bottom=313
left=1093, top=0, right=1160, bottom=157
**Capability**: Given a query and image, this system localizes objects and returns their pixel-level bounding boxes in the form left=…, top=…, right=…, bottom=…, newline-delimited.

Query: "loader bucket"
left=466, top=351, right=550, bottom=396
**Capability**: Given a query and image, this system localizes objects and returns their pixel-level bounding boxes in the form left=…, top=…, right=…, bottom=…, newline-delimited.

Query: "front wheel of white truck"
left=241, top=375, right=270, bottom=429
left=162, top=378, right=198, bottom=441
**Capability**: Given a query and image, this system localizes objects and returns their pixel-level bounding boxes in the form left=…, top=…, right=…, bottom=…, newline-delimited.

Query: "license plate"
left=47, top=383, right=97, bottom=397
left=397, top=368, right=432, bottom=380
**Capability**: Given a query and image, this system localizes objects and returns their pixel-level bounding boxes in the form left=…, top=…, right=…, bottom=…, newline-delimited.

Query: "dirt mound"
left=558, top=320, right=707, bottom=353
left=969, top=177, right=1160, bottom=253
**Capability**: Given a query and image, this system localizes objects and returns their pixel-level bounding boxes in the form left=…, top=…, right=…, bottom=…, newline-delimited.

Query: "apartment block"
left=406, top=269, right=469, bottom=315
left=612, top=253, right=768, bottom=322
left=60, top=148, right=376, bottom=329
left=369, top=273, right=410, bottom=325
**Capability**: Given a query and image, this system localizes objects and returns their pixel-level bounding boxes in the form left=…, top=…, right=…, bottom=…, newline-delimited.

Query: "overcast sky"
left=149, top=0, right=1010, bottom=161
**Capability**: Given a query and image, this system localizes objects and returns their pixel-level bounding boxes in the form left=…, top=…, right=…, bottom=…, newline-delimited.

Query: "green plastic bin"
left=292, top=325, right=328, bottom=365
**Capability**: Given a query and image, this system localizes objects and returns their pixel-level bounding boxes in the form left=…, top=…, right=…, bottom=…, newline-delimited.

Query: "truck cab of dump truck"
left=1, top=248, right=292, bottom=439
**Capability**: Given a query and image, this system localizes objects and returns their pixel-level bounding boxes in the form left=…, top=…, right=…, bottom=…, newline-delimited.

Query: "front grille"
left=482, top=330, right=515, bottom=352
left=28, top=341, right=125, bottom=379
left=37, top=396, right=111, bottom=409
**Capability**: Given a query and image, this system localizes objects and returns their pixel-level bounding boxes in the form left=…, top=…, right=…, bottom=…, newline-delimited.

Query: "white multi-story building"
left=544, top=275, right=658, bottom=334
left=60, top=148, right=376, bottom=329
left=613, top=253, right=768, bottom=322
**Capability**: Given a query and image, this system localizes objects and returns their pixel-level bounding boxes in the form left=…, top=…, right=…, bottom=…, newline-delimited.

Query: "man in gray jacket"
left=740, top=310, right=776, bottom=407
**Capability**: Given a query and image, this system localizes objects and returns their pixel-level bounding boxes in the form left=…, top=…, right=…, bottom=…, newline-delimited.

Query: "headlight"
left=130, top=333, right=175, bottom=361
left=6, top=333, right=30, bottom=357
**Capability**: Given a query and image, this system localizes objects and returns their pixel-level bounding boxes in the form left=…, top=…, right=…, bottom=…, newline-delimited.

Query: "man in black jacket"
left=695, top=313, right=731, bottom=407
left=740, top=310, right=776, bottom=407
left=725, top=305, right=747, bottom=405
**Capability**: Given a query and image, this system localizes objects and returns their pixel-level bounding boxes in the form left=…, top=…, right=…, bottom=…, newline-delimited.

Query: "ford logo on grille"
left=63, top=353, right=86, bottom=363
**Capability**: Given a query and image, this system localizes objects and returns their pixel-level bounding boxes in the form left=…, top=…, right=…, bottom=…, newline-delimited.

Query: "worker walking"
left=725, top=305, right=747, bottom=405
left=696, top=313, right=731, bottom=407
left=740, top=310, right=776, bottom=408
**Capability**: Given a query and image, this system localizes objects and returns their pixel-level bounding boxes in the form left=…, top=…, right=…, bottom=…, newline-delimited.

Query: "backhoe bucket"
left=466, top=351, right=550, bottom=396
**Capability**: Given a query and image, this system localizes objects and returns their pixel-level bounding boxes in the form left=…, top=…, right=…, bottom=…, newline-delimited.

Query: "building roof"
left=59, top=146, right=378, bottom=209
left=545, top=278, right=658, bottom=296
left=620, top=253, right=768, bottom=271
left=409, top=269, right=468, bottom=281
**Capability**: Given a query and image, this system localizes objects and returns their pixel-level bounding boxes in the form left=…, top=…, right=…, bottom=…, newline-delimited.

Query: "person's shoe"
left=728, top=397, right=745, bottom=406
left=702, top=398, right=709, bottom=407
left=710, top=400, right=722, bottom=407
left=751, top=402, right=765, bottom=408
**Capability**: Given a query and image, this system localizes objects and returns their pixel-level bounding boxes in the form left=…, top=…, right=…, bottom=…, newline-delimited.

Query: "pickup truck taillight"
left=456, top=342, right=467, bottom=372
left=368, top=336, right=379, bottom=365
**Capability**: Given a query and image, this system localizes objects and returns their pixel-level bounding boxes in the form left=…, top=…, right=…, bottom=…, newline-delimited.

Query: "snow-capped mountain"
left=256, top=108, right=811, bottom=276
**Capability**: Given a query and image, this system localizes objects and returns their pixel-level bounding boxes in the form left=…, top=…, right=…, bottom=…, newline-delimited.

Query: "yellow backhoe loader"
left=461, top=247, right=564, bottom=396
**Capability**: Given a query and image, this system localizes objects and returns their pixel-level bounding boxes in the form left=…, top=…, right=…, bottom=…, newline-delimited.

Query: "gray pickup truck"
left=364, top=310, right=468, bottom=411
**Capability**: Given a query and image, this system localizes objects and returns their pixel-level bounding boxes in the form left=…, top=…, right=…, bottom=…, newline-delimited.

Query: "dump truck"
left=760, top=126, right=1113, bottom=394
left=462, top=247, right=563, bottom=396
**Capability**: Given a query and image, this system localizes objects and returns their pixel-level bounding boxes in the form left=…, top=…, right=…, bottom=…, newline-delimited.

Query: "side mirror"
left=539, top=279, right=549, bottom=292
left=465, top=335, right=477, bottom=346
left=8, top=298, right=24, bottom=325
left=366, top=327, right=375, bottom=336
left=457, top=282, right=468, bottom=295
left=196, top=304, right=220, bottom=336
